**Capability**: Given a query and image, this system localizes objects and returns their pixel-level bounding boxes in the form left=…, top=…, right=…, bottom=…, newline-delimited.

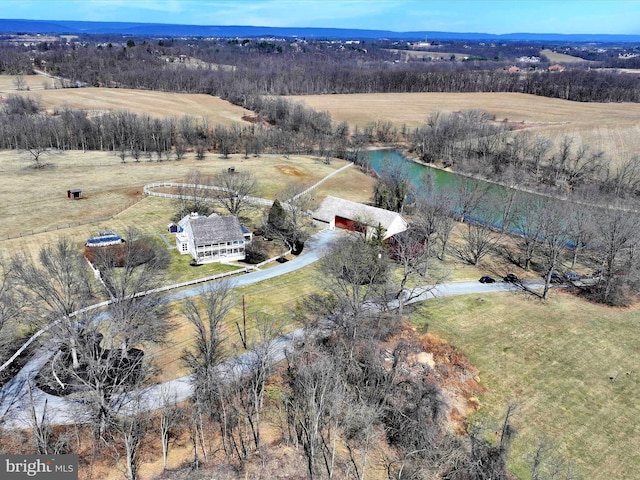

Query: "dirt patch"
left=418, top=332, right=486, bottom=434
left=275, top=164, right=305, bottom=176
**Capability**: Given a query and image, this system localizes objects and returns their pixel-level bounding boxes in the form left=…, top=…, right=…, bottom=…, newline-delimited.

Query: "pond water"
left=365, top=148, right=546, bottom=231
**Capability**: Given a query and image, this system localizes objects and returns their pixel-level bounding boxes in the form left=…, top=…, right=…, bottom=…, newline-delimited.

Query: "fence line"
left=1, top=198, right=139, bottom=241
left=143, top=181, right=272, bottom=206
left=287, top=162, right=353, bottom=203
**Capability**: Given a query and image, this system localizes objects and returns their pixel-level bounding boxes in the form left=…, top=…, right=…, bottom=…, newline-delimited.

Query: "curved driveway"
left=0, top=227, right=539, bottom=427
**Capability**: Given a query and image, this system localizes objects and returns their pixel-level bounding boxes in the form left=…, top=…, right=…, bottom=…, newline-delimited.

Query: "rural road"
left=0, top=253, right=538, bottom=428
left=0, top=227, right=343, bottom=426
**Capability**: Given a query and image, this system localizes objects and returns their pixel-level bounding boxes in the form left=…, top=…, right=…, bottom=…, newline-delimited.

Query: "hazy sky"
left=2, top=0, right=640, bottom=35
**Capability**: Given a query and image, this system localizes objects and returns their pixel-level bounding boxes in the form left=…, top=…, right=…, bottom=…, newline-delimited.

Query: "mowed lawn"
left=287, top=92, right=640, bottom=166
left=409, top=291, right=640, bottom=479
left=147, top=263, right=323, bottom=383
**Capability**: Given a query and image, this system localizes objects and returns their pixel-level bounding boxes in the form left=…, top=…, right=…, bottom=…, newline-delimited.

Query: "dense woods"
left=1, top=36, right=640, bottom=102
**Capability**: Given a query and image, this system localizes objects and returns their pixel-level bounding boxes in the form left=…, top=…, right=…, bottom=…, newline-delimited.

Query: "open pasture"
left=288, top=92, right=640, bottom=166
left=411, top=292, right=640, bottom=479
left=1, top=73, right=252, bottom=125
left=0, top=149, right=369, bottom=255
left=11, top=82, right=253, bottom=126
left=540, top=49, right=590, bottom=63
left=0, top=73, right=55, bottom=92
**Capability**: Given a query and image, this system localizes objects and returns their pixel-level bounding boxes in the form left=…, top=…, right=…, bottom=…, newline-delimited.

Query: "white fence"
left=144, top=181, right=272, bottom=206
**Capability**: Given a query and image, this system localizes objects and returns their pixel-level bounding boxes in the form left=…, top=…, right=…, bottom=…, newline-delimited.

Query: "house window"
left=181, top=243, right=188, bottom=252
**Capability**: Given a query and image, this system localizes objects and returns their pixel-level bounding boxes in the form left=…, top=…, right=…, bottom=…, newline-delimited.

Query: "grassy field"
left=0, top=74, right=57, bottom=92
left=410, top=291, right=640, bottom=479
left=540, top=49, right=591, bottom=63
left=386, top=48, right=470, bottom=61
left=0, top=150, right=372, bottom=252
left=286, top=92, right=640, bottom=167
left=147, top=262, right=322, bottom=382
left=15, top=85, right=253, bottom=126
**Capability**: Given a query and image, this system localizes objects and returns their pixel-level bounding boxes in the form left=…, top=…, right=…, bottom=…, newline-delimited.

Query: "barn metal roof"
left=313, top=195, right=405, bottom=231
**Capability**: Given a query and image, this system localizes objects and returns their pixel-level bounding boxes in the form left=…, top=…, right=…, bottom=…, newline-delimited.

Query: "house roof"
left=189, top=215, right=244, bottom=245
left=313, top=195, right=407, bottom=231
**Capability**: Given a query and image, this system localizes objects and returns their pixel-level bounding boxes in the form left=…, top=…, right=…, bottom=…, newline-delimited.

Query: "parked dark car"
left=479, top=276, right=496, bottom=283
left=564, top=271, right=581, bottom=282
left=503, top=273, right=519, bottom=283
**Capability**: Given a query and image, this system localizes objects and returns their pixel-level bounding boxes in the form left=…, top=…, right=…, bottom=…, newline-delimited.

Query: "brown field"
left=0, top=73, right=56, bottom=92
left=386, top=48, right=469, bottom=61
left=8, top=82, right=253, bottom=126
left=0, top=72, right=251, bottom=124
left=287, top=91, right=640, bottom=165
left=540, top=48, right=591, bottom=63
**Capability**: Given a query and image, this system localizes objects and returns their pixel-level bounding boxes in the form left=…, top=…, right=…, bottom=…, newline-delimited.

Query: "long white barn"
left=313, top=195, right=408, bottom=240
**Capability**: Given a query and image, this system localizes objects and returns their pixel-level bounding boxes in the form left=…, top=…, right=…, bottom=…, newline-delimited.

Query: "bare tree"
left=592, top=206, right=640, bottom=304
left=453, top=177, right=492, bottom=223
left=93, top=229, right=170, bottom=358
left=538, top=202, right=570, bottom=300
left=320, top=234, right=390, bottom=318
left=285, top=342, right=346, bottom=479
left=27, top=381, right=68, bottom=455
left=12, top=74, right=28, bottom=91
left=455, top=216, right=501, bottom=266
left=108, top=402, right=150, bottom=480
left=174, top=169, right=215, bottom=220
left=12, top=238, right=92, bottom=369
left=567, top=203, right=595, bottom=268
left=213, top=169, right=258, bottom=216
left=180, top=282, right=237, bottom=469
left=512, top=197, right=546, bottom=271
left=158, top=387, right=184, bottom=471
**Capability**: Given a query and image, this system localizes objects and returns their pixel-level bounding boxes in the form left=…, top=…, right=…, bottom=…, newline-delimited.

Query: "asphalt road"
left=0, top=228, right=541, bottom=427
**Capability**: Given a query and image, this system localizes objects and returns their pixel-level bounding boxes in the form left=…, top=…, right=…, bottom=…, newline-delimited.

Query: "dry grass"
left=0, top=74, right=55, bottom=92
left=287, top=92, right=640, bottom=167
left=386, top=48, right=469, bottom=61
left=0, top=150, right=356, bottom=253
left=10, top=83, right=252, bottom=125
left=147, top=262, right=322, bottom=382
left=540, top=49, right=590, bottom=63
left=411, top=292, right=640, bottom=479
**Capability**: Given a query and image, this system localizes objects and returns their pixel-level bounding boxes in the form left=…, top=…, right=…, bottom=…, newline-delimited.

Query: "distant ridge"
left=1, top=18, right=639, bottom=42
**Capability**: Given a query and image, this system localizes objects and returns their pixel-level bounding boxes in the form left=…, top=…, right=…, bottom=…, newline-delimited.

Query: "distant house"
left=175, top=213, right=251, bottom=264
left=507, top=65, right=521, bottom=73
left=313, top=196, right=408, bottom=240
left=548, top=64, right=565, bottom=72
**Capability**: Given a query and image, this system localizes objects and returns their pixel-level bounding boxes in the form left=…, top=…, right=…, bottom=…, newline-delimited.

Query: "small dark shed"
left=67, top=189, right=82, bottom=199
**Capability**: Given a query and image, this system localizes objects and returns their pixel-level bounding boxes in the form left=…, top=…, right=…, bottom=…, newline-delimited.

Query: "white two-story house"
left=175, top=213, right=252, bottom=264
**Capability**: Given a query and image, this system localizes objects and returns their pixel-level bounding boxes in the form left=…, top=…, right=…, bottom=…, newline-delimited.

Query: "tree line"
left=374, top=159, right=640, bottom=306
left=2, top=36, right=640, bottom=103
left=0, top=94, right=355, bottom=162
left=410, top=109, right=640, bottom=203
